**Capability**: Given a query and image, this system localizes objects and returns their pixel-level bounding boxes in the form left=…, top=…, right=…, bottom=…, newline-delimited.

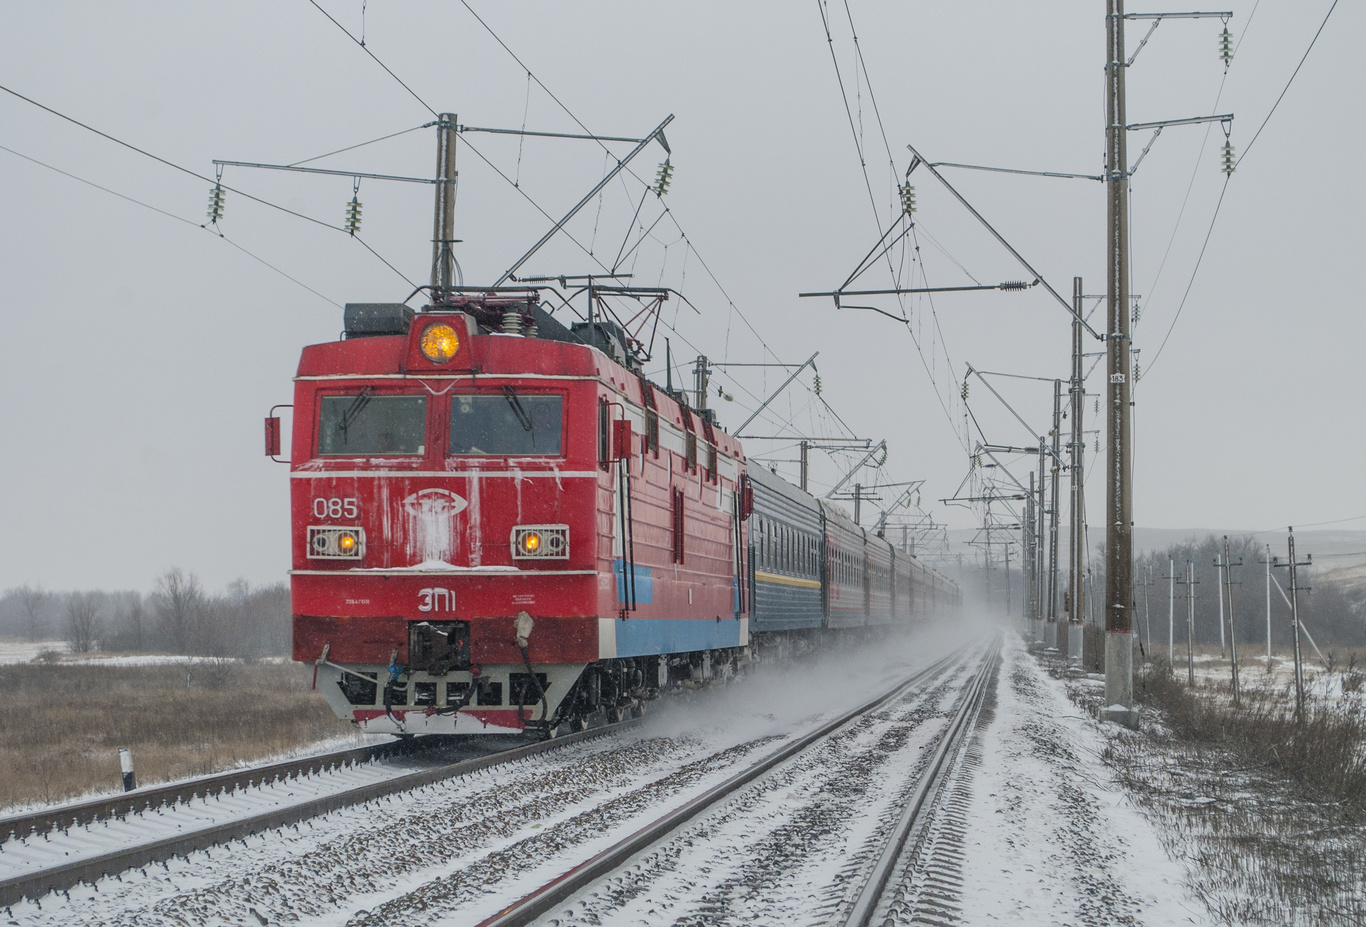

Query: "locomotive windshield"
left=449, top=392, right=563, bottom=456
left=318, top=393, right=426, bottom=455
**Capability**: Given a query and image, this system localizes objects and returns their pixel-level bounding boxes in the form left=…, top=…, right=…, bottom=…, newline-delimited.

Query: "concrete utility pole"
left=1274, top=528, right=1312, bottom=724
left=1004, top=544, right=1013, bottom=618
left=1259, top=543, right=1273, bottom=670
left=1067, top=277, right=1086, bottom=667
left=1023, top=483, right=1036, bottom=636
left=1103, top=0, right=1137, bottom=727
left=1215, top=549, right=1227, bottom=659
left=1219, top=535, right=1242, bottom=706
left=1036, top=444, right=1050, bottom=647
left=1166, top=558, right=1176, bottom=665
left=431, top=113, right=459, bottom=293
left=1047, top=380, right=1062, bottom=650
left=1182, top=562, right=1198, bottom=686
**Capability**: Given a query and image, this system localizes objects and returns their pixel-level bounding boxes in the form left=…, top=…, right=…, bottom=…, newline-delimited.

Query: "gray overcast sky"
left=1, top=2, right=1361, bottom=593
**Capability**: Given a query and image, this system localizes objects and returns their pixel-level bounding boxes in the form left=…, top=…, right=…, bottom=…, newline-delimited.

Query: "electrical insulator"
left=898, top=183, right=917, bottom=216
left=206, top=184, right=226, bottom=224
left=1095, top=436, right=1100, bottom=453
left=1094, top=397, right=1099, bottom=414
left=1133, top=361, right=1142, bottom=382
left=1219, top=26, right=1234, bottom=66
left=653, top=160, right=674, bottom=197
left=877, top=448, right=888, bottom=467
left=1132, top=301, right=1141, bottom=325
left=1220, top=141, right=1236, bottom=175
left=961, top=381, right=969, bottom=401
left=813, top=374, right=823, bottom=396
left=344, top=197, right=363, bottom=236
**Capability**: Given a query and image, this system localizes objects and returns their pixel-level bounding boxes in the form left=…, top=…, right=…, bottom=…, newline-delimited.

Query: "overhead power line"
left=304, top=0, right=439, bottom=117
left=1148, top=1, right=1337, bottom=372
left=0, top=143, right=340, bottom=307
left=452, top=0, right=823, bottom=424
left=1238, top=0, right=1339, bottom=167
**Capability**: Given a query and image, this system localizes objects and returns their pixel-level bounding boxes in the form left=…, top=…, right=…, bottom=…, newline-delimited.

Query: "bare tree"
left=152, top=568, right=203, bottom=654
left=126, top=593, right=146, bottom=651
left=18, top=585, right=51, bottom=641
left=64, top=592, right=103, bottom=653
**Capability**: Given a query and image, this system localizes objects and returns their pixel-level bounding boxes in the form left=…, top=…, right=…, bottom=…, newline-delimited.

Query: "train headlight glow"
left=307, top=526, right=366, bottom=560
left=511, top=525, right=569, bottom=560
left=419, top=322, right=460, bottom=363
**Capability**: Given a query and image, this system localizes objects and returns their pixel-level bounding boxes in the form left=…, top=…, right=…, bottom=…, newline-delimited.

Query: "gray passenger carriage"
left=747, top=465, right=824, bottom=633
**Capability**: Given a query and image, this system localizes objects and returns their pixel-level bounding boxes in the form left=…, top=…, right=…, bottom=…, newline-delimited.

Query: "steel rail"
left=0, top=738, right=433, bottom=844
left=475, top=645, right=978, bottom=927
left=0, top=721, right=636, bottom=907
left=842, top=635, right=1001, bottom=927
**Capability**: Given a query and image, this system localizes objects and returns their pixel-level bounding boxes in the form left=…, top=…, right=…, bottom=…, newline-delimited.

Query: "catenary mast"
left=1104, top=1, right=1137, bottom=725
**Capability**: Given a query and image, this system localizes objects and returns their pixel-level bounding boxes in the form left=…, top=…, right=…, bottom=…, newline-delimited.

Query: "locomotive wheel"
left=606, top=706, right=624, bottom=724
left=629, top=701, right=646, bottom=720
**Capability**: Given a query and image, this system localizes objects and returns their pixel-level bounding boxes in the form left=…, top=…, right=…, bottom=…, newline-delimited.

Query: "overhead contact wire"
left=304, top=0, right=439, bottom=117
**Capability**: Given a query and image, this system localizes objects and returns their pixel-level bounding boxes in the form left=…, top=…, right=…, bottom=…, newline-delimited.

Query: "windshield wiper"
left=338, top=388, right=374, bottom=444
left=503, top=386, right=534, bottom=433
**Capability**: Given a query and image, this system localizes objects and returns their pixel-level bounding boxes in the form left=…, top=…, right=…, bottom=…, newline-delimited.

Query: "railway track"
left=6, top=638, right=989, bottom=925
left=474, top=638, right=999, bottom=927
left=0, top=725, right=627, bottom=908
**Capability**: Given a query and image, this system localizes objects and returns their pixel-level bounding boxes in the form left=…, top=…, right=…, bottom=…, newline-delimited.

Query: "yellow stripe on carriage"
left=753, top=570, right=822, bottom=590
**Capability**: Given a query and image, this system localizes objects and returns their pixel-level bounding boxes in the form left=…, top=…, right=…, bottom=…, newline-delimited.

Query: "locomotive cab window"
left=449, top=392, right=563, bottom=456
left=318, top=393, right=426, bottom=456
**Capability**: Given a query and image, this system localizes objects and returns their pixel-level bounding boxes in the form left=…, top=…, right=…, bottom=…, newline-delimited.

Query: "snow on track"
left=959, top=633, right=1212, bottom=926
left=529, top=652, right=985, bottom=926
left=8, top=630, right=969, bottom=927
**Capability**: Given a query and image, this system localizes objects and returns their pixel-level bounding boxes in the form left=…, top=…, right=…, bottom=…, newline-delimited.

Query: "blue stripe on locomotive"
left=613, top=616, right=744, bottom=656
left=747, top=466, right=824, bottom=632
left=613, top=560, right=654, bottom=604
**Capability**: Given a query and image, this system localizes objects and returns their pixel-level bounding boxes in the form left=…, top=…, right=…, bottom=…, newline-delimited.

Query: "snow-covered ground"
left=0, top=639, right=293, bottom=667
left=959, top=634, right=1212, bottom=925
left=16, top=626, right=1343, bottom=925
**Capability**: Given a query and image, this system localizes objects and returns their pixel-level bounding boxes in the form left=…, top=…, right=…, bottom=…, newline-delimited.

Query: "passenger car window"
left=449, top=393, right=563, bottom=456
left=318, top=394, right=426, bottom=456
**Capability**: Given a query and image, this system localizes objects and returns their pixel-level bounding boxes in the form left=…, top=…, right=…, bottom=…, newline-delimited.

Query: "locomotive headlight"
left=419, top=322, right=460, bottom=363
left=511, top=525, right=569, bottom=560
left=307, top=526, right=366, bottom=560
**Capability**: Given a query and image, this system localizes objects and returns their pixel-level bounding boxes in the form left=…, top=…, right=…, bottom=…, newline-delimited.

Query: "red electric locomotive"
left=279, top=293, right=752, bottom=736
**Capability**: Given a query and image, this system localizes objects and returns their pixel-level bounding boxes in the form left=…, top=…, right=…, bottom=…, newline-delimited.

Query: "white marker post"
left=118, top=747, right=137, bottom=792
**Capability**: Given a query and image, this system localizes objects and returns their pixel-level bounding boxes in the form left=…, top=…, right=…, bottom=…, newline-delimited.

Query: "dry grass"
left=0, top=660, right=361, bottom=811
left=1139, top=660, right=1366, bottom=805
left=1089, top=659, right=1366, bottom=925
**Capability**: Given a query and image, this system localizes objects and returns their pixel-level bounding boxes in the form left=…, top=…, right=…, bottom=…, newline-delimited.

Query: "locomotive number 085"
left=313, top=497, right=360, bottom=519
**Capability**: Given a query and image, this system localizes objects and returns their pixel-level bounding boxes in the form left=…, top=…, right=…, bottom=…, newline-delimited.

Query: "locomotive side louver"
left=511, top=525, right=569, bottom=560
left=307, top=526, right=366, bottom=560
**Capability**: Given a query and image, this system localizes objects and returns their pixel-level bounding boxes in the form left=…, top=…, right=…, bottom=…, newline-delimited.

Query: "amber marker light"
left=419, top=322, right=460, bottom=362
left=338, top=532, right=358, bottom=553
left=521, top=532, right=542, bottom=554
